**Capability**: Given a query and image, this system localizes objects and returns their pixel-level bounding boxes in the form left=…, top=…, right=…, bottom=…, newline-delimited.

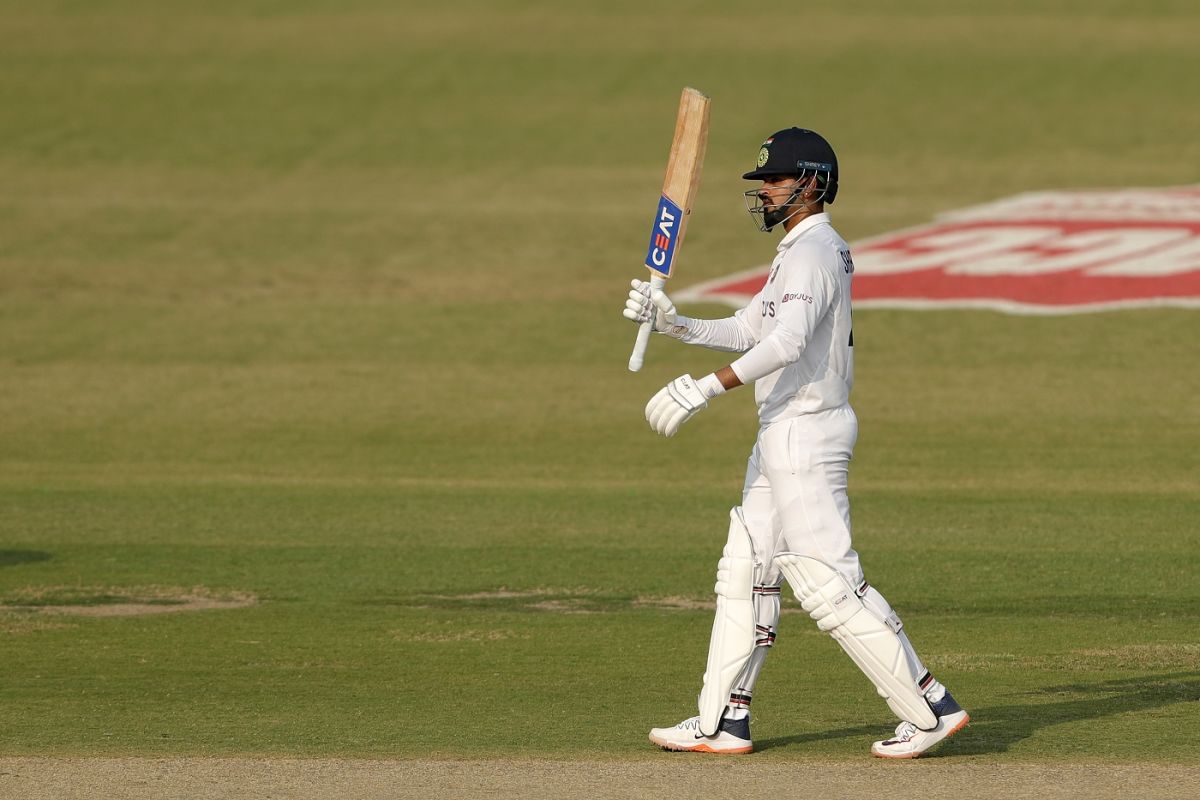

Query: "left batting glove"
left=624, top=279, right=688, bottom=338
left=645, top=373, right=725, bottom=437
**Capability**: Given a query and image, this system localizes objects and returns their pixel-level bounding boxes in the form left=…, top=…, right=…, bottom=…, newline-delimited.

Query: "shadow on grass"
left=0, top=550, right=52, bottom=568
left=756, top=672, right=1200, bottom=757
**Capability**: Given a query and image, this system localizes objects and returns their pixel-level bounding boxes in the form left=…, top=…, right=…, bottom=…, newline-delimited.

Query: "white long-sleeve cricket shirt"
left=673, top=212, right=856, bottom=424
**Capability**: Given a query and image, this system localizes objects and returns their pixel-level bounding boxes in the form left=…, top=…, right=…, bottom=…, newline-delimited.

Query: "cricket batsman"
left=622, top=127, right=969, bottom=758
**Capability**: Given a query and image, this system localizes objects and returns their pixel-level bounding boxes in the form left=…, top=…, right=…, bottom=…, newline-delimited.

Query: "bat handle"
left=628, top=274, right=667, bottom=372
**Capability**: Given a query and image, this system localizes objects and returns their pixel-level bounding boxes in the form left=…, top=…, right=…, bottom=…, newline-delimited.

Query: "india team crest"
left=678, top=187, right=1200, bottom=313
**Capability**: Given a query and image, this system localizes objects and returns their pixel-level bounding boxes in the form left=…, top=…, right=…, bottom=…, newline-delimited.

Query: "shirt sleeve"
left=665, top=287, right=765, bottom=353
left=728, top=250, right=836, bottom=384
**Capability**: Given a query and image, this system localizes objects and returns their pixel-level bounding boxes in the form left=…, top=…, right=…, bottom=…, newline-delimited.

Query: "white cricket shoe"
left=871, top=691, right=970, bottom=759
left=648, top=714, right=753, bottom=754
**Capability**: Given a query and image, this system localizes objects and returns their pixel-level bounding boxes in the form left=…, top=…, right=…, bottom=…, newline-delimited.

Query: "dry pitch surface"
left=1, top=758, right=1197, bottom=800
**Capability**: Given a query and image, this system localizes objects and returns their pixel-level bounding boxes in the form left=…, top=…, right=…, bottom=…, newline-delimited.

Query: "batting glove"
left=645, top=373, right=725, bottom=437
left=623, top=279, right=687, bottom=337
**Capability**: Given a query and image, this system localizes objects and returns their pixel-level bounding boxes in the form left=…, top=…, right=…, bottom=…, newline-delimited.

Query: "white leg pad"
left=697, top=508, right=756, bottom=736
left=774, top=554, right=937, bottom=729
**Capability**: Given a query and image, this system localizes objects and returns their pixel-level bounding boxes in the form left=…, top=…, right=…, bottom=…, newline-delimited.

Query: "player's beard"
left=762, top=189, right=804, bottom=231
left=762, top=203, right=790, bottom=232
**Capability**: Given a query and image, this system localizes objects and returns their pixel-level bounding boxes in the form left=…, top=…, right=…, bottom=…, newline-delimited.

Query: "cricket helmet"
left=742, top=127, right=839, bottom=205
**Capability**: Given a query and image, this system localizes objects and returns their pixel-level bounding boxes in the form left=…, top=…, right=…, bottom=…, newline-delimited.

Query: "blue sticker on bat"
left=644, top=195, right=683, bottom=277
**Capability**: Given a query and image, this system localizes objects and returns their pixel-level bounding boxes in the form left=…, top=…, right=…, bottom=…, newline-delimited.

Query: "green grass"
left=1, top=0, right=1199, bottom=762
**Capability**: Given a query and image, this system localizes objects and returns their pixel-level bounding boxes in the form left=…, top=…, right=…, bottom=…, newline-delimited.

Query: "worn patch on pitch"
left=405, top=588, right=704, bottom=614
left=397, top=628, right=532, bottom=643
left=631, top=595, right=808, bottom=615
left=396, top=588, right=812, bottom=617
left=0, top=585, right=257, bottom=623
left=679, top=186, right=1200, bottom=314
left=401, top=588, right=625, bottom=614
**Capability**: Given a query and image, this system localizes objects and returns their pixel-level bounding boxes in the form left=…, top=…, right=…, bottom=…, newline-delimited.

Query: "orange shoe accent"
left=690, top=743, right=753, bottom=754
left=650, top=737, right=752, bottom=755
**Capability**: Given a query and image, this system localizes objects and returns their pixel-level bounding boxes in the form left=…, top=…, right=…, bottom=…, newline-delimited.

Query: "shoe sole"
left=870, top=713, right=971, bottom=760
left=648, top=735, right=752, bottom=755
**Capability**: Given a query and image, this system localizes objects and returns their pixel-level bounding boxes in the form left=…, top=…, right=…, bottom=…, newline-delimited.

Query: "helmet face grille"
left=743, top=168, right=835, bottom=232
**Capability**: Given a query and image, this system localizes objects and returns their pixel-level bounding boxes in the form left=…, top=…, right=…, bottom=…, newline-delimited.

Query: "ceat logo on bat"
left=645, top=194, right=684, bottom=278
left=678, top=187, right=1200, bottom=314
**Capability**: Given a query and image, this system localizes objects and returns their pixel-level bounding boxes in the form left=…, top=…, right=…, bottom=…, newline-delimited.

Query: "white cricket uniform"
left=658, top=211, right=950, bottom=735
left=675, top=212, right=862, bottom=587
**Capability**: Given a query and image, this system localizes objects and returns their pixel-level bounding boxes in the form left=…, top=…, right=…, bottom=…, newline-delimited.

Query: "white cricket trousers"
left=741, top=405, right=863, bottom=588
left=726, top=405, right=937, bottom=713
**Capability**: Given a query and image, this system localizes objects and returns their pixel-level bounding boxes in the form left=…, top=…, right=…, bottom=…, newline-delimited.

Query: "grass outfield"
left=1, top=0, right=1199, bottom=767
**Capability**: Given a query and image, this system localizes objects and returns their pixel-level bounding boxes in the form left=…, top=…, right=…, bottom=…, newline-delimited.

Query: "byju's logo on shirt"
left=782, top=292, right=813, bottom=305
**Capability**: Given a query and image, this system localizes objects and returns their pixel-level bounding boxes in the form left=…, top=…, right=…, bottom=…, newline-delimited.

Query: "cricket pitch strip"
left=1, top=758, right=1197, bottom=799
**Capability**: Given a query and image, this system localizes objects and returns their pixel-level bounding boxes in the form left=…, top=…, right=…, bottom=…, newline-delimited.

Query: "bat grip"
left=627, top=274, right=667, bottom=372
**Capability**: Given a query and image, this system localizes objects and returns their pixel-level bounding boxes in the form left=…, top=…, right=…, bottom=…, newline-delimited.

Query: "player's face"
left=757, top=176, right=805, bottom=211
left=745, top=174, right=817, bottom=232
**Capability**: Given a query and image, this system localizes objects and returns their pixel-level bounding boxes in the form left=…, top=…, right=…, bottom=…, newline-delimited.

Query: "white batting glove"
left=623, top=279, right=686, bottom=336
left=645, top=373, right=725, bottom=437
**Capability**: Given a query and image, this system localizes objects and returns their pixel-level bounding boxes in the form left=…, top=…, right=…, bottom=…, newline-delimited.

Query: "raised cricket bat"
left=628, top=87, right=711, bottom=372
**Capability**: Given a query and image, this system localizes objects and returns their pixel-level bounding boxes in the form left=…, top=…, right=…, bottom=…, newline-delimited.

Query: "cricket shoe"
left=871, top=691, right=969, bottom=759
left=648, top=715, right=753, bottom=754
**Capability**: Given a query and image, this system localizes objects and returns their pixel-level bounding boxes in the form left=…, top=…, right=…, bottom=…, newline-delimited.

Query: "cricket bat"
left=628, top=87, right=711, bottom=372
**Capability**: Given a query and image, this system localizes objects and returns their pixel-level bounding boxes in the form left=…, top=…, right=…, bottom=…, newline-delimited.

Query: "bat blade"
left=629, top=87, right=711, bottom=372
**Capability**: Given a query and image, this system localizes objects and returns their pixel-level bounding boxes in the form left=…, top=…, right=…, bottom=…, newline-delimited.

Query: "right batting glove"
left=645, top=373, right=725, bottom=437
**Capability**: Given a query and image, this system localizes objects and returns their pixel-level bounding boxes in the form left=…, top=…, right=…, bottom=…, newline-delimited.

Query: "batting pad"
left=774, top=554, right=938, bottom=730
left=697, top=508, right=756, bottom=736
